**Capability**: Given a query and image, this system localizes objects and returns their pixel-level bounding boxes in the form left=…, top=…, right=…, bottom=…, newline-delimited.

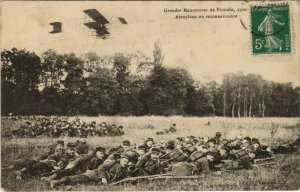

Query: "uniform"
left=134, top=148, right=163, bottom=176
left=97, top=158, right=131, bottom=182
left=45, top=148, right=106, bottom=182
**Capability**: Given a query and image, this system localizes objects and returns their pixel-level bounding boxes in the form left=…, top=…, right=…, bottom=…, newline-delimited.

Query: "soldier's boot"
left=198, top=158, right=211, bottom=174
left=50, top=177, right=68, bottom=189
left=20, top=168, right=27, bottom=174
left=65, top=185, right=72, bottom=191
left=212, top=171, right=222, bottom=176
left=41, top=176, right=48, bottom=181
left=15, top=167, right=27, bottom=180
left=46, top=173, right=58, bottom=182
left=15, top=170, right=22, bottom=177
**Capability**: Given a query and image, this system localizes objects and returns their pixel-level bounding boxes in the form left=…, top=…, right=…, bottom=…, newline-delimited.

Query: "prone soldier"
left=134, top=148, right=164, bottom=176
left=15, top=141, right=66, bottom=180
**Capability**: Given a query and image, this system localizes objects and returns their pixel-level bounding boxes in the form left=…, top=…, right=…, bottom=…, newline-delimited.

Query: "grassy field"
left=1, top=116, right=300, bottom=191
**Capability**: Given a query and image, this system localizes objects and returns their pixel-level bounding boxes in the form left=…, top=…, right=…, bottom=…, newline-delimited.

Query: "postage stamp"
left=251, top=4, right=291, bottom=55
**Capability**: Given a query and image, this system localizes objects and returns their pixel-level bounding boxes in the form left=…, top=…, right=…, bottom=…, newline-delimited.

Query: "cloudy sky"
left=1, top=1, right=300, bottom=86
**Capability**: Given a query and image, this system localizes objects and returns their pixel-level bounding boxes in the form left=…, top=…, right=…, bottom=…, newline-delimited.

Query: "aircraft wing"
left=118, top=17, right=128, bottom=24
left=83, top=9, right=110, bottom=24
left=49, top=22, right=62, bottom=33
left=96, top=27, right=110, bottom=36
left=84, top=22, right=100, bottom=30
left=84, top=22, right=110, bottom=36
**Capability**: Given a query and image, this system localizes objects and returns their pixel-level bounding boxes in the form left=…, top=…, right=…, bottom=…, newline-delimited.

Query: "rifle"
left=160, top=148, right=179, bottom=159
left=135, top=153, right=183, bottom=173
left=160, top=155, right=183, bottom=165
left=222, top=160, right=276, bottom=172
left=254, top=162, right=276, bottom=166
left=254, top=157, right=275, bottom=163
left=40, top=170, right=56, bottom=177
left=110, top=173, right=171, bottom=185
left=110, top=174, right=205, bottom=186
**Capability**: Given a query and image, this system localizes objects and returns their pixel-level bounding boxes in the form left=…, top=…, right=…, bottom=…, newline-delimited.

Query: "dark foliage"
left=1, top=48, right=300, bottom=117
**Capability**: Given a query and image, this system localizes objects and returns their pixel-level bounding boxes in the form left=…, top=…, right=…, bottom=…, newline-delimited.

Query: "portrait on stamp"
left=251, top=4, right=291, bottom=54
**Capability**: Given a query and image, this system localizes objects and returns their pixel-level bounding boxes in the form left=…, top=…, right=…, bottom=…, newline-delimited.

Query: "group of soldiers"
left=3, top=115, right=38, bottom=121
left=6, top=116, right=125, bottom=138
left=156, top=123, right=177, bottom=135
left=13, top=132, right=300, bottom=189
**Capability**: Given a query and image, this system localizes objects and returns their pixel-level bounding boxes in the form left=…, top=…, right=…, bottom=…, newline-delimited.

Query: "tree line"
left=1, top=46, right=300, bottom=117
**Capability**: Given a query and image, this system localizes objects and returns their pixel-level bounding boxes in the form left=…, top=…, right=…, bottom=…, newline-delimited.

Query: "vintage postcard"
left=1, top=0, right=300, bottom=191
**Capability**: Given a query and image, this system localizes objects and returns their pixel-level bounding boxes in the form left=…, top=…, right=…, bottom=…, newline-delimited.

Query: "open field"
left=1, top=116, right=300, bottom=191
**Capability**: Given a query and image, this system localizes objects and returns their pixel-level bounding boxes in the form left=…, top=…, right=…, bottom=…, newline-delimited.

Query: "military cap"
left=186, top=140, right=194, bottom=145
left=172, top=123, right=176, bottom=126
left=137, top=144, right=146, bottom=150
left=166, top=141, right=175, bottom=150
left=207, top=138, right=217, bottom=144
left=125, top=150, right=138, bottom=159
left=122, top=140, right=131, bottom=146
left=244, top=137, right=251, bottom=142
left=252, top=138, right=260, bottom=145
left=192, top=138, right=199, bottom=143
left=216, top=132, right=222, bottom=137
left=100, top=122, right=107, bottom=126
left=118, top=125, right=123, bottom=128
left=67, top=142, right=76, bottom=148
left=95, top=147, right=106, bottom=153
left=176, top=137, right=183, bottom=142
left=151, top=148, right=160, bottom=155
left=56, top=140, right=65, bottom=146
left=120, top=154, right=131, bottom=160
left=184, top=137, right=190, bottom=142
left=147, top=138, right=154, bottom=142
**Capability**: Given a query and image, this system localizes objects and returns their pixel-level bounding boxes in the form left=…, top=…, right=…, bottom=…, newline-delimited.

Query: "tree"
left=82, top=68, right=119, bottom=115
left=141, top=66, right=195, bottom=116
left=61, top=53, right=86, bottom=115
left=40, top=49, right=65, bottom=89
left=1, top=48, right=42, bottom=115
left=113, top=53, right=130, bottom=86
left=153, top=40, right=164, bottom=66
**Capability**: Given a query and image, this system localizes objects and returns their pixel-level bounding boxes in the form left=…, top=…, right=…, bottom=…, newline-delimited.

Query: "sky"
left=1, top=1, right=300, bottom=86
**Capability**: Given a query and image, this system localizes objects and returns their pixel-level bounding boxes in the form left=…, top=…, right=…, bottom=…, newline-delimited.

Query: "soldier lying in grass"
left=50, top=154, right=131, bottom=189
left=13, top=132, right=300, bottom=189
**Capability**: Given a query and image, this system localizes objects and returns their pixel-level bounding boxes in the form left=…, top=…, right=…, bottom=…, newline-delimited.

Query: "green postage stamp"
left=251, top=4, right=291, bottom=55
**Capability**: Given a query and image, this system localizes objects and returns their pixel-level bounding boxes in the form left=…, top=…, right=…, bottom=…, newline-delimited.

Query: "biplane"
left=83, top=9, right=128, bottom=39
left=49, top=9, right=127, bottom=39
left=49, top=22, right=62, bottom=34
